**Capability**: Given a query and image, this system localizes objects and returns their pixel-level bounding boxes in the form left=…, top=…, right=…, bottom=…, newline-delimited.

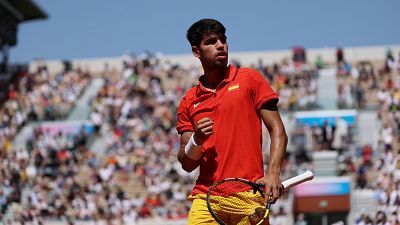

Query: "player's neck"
left=202, top=67, right=227, bottom=90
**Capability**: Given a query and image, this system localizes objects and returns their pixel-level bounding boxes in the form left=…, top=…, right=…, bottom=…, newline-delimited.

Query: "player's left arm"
left=257, top=100, right=288, bottom=203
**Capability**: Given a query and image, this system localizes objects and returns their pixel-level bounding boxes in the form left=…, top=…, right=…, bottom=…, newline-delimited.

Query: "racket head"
left=206, top=178, right=271, bottom=225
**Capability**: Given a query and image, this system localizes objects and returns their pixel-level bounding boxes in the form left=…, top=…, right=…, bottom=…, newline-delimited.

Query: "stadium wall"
left=28, top=45, right=400, bottom=74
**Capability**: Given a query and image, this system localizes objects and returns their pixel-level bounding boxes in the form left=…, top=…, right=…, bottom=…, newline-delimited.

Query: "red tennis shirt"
left=177, top=65, right=278, bottom=195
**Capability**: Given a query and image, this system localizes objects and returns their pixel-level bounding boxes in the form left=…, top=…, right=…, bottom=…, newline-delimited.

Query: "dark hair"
left=186, top=18, right=226, bottom=47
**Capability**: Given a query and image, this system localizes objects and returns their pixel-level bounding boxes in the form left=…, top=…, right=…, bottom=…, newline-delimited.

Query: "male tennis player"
left=176, top=18, right=288, bottom=224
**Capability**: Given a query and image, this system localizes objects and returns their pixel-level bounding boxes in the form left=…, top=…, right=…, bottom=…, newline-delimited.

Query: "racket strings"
left=208, top=180, right=266, bottom=224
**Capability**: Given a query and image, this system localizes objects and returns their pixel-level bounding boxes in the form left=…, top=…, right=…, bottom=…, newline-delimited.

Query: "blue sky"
left=10, top=0, right=400, bottom=63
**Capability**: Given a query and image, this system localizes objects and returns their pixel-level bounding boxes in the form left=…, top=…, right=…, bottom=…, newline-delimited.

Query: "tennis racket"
left=206, top=170, right=314, bottom=225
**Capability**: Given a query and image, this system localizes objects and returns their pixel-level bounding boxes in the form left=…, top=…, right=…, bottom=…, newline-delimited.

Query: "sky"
left=10, top=0, right=400, bottom=63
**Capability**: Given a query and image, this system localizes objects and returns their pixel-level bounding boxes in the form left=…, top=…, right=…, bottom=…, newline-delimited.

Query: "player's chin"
left=214, top=60, right=228, bottom=68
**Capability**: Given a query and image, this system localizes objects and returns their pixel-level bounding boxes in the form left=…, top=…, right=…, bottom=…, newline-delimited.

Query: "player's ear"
left=192, top=46, right=200, bottom=58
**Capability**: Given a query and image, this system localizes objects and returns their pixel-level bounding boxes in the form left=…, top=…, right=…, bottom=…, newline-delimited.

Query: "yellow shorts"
left=187, top=193, right=270, bottom=225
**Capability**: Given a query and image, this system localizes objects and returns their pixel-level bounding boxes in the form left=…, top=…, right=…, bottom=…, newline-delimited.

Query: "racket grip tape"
left=281, top=171, right=314, bottom=190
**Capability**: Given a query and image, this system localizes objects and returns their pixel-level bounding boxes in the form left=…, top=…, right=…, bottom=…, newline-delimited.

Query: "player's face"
left=193, top=33, right=228, bottom=69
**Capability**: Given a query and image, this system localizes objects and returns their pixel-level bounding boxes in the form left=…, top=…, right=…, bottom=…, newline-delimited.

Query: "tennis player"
left=176, top=18, right=288, bottom=224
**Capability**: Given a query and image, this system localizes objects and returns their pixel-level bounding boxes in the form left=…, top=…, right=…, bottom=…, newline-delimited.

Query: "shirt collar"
left=197, top=64, right=237, bottom=92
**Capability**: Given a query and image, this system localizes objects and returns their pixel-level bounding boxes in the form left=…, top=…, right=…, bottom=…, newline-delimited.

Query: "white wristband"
left=191, top=133, right=199, bottom=146
left=184, top=134, right=202, bottom=160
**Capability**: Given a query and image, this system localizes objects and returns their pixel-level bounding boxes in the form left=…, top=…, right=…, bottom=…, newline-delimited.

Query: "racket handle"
left=281, top=170, right=314, bottom=190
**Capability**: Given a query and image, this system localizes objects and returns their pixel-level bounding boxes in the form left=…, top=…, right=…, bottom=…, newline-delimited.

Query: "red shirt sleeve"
left=176, top=95, right=194, bottom=134
left=249, top=69, right=279, bottom=110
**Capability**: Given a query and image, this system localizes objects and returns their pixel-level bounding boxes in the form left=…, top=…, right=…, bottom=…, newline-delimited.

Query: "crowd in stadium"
left=0, top=48, right=399, bottom=225
left=336, top=49, right=400, bottom=225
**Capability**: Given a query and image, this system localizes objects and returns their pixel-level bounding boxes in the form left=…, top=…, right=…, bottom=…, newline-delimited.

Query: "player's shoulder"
left=180, top=85, right=198, bottom=103
left=184, top=85, right=198, bottom=97
left=237, top=67, right=262, bottom=78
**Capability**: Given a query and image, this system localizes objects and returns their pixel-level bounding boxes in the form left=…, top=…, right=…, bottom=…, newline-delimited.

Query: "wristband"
left=191, top=133, right=199, bottom=146
left=184, top=134, right=202, bottom=160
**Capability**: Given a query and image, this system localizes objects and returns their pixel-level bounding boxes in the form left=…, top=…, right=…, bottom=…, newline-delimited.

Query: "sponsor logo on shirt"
left=194, top=102, right=200, bottom=108
left=228, top=84, right=239, bottom=92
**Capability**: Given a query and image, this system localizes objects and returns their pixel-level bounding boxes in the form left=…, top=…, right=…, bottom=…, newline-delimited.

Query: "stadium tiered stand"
left=1, top=45, right=400, bottom=225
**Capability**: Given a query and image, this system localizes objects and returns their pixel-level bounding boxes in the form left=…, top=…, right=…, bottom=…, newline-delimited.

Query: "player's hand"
left=256, top=173, right=283, bottom=204
left=193, top=117, right=214, bottom=145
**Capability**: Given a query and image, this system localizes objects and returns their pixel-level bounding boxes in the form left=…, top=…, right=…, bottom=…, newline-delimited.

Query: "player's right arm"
left=178, top=131, right=200, bottom=172
left=177, top=117, right=214, bottom=172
